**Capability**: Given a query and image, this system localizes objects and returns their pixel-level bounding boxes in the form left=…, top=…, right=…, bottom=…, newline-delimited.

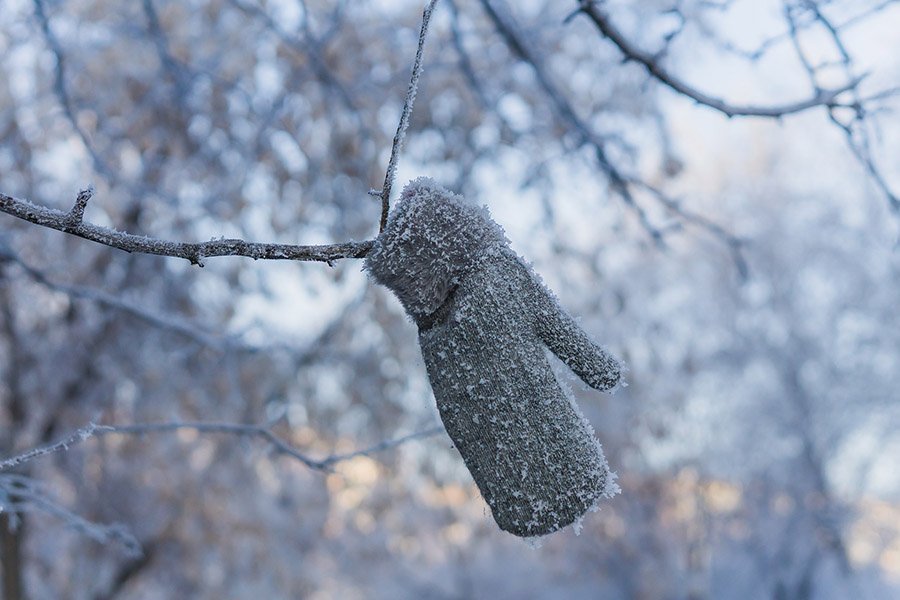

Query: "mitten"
left=366, top=178, right=622, bottom=537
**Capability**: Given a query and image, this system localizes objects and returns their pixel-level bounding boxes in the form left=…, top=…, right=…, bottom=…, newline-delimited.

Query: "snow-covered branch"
left=0, top=189, right=374, bottom=266
left=0, top=421, right=443, bottom=473
left=574, top=0, right=863, bottom=118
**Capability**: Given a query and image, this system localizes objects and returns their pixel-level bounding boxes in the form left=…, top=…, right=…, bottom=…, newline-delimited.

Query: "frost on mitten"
left=365, top=178, right=622, bottom=537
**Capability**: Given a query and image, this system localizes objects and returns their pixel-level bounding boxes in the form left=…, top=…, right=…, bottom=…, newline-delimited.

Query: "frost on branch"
left=366, top=178, right=623, bottom=537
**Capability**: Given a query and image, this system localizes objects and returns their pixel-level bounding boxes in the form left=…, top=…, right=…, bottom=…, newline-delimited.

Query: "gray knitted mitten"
left=366, top=178, right=622, bottom=537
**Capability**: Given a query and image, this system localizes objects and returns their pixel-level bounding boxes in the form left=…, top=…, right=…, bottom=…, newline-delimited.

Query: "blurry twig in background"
left=0, top=419, right=442, bottom=564
left=0, top=240, right=368, bottom=356
left=0, top=473, right=141, bottom=556
left=0, top=424, right=103, bottom=472
left=32, top=0, right=115, bottom=181
left=783, top=1, right=900, bottom=213
left=0, top=421, right=444, bottom=474
left=574, top=0, right=900, bottom=214
left=479, top=0, right=748, bottom=275
left=574, top=0, right=864, bottom=118
left=0, top=242, right=228, bottom=348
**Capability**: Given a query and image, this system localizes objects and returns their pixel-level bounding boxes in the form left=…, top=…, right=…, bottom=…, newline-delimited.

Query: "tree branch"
left=0, top=424, right=103, bottom=471
left=0, top=190, right=374, bottom=266
left=478, top=0, right=663, bottom=243
left=0, top=420, right=443, bottom=473
left=0, top=473, right=141, bottom=556
left=782, top=1, right=900, bottom=212
left=378, top=0, right=441, bottom=232
left=99, top=422, right=444, bottom=472
left=575, top=1, right=863, bottom=118
left=33, top=0, right=115, bottom=180
left=479, top=0, right=751, bottom=275
left=0, top=242, right=243, bottom=349
left=317, top=426, right=444, bottom=470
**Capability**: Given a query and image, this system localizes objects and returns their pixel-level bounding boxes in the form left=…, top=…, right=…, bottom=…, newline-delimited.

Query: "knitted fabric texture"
left=366, top=178, right=622, bottom=537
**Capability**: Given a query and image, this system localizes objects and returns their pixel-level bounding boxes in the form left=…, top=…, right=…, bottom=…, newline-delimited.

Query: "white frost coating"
left=366, top=178, right=624, bottom=537
left=573, top=514, right=585, bottom=536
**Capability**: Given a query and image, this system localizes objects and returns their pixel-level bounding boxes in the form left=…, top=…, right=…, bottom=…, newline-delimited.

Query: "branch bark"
left=0, top=190, right=374, bottom=266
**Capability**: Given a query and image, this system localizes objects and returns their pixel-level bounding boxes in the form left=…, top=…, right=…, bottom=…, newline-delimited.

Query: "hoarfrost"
left=573, top=514, right=585, bottom=536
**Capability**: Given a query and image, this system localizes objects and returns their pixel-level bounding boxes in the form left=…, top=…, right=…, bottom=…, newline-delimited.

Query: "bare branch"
left=0, top=419, right=443, bottom=474
left=700, top=1, right=900, bottom=62
left=479, top=0, right=754, bottom=273
left=316, top=426, right=445, bottom=470
left=224, top=0, right=372, bottom=138
left=99, top=422, right=325, bottom=469
left=33, top=0, right=115, bottom=180
left=478, top=0, right=662, bottom=241
left=629, top=178, right=749, bottom=279
left=782, top=1, right=900, bottom=212
left=14, top=0, right=452, bottom=262
left=0, top=424, right=103, bottom=471
left=0, top=190, right=374, bottom=266
left=97, top=421, right=444, bottom=472
left=0, top=418, right=441, bottom=559
left=0, top=243, right=236, bottom=348
left=0, top=473, right=141, bottom=556
left=379, top=0, right=441, bottom=232
left=22, top=1, right=383, bottom=265
left=575, top=1, right=863, bottom=118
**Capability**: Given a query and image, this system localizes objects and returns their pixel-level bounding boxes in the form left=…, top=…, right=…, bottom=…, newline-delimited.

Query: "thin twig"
left=0, top=190, right=374, bottom=266
left=631, top=178, right=749, bottom=279
left=1, top=474, right=142, bottom=555
left=379, top=0, right=441, bottom=232
left=697, top=0, right=899, bottom=63
left=0, top=424, right=103, bottom=471
left=478, top=0, right=663, bottom=243
left=0, top=243, right=231, bottom=348
left=33, top=0, right=114, bottom=180
left=783, top=1, right=900, bottom=212
left=575, top=0, right=863, bottom=118
left=100, top=422, right=443, bottom=472
left=0, top=420, right=444, bottom=473
left=317, top=426, right=445, bottom=469
left=100, top=422, right=325, bottom=468
left=479, top=0, right=752, bottom=274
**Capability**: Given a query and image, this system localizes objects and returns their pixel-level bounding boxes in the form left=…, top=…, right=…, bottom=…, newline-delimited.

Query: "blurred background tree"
left=1, top=0, right=899, bottom=598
